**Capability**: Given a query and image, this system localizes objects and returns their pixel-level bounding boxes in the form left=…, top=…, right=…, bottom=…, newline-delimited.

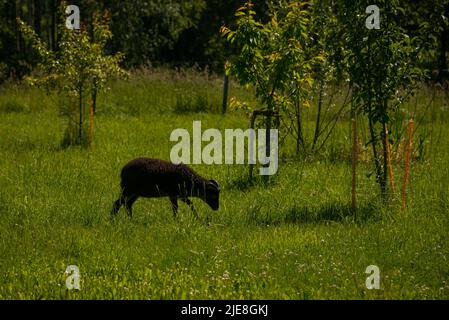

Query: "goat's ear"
left=208, top=179, right=220, bottom=191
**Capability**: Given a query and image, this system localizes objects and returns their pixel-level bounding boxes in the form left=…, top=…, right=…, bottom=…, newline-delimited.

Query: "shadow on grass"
left=1, top=136, right=67, bottom=153
left=227, top=173, right=277, bottom=192
left=246, top=202, right=382, bottom=227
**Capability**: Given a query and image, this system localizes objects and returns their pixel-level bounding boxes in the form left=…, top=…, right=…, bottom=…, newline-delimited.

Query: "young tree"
left=17, top=3, right=127, bottom=147
left=221, top=1, right=324, bottom=157
left=337, top=0, right=424, bottom=197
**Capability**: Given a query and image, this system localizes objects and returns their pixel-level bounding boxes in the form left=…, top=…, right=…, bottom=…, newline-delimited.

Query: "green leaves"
left=17, top=2, right=127, bottom=98
left=17, top=1, right=128, bottom=146
left=221, top=1, right=320, bottom=113
left=337, top=0, right=425, bottom=118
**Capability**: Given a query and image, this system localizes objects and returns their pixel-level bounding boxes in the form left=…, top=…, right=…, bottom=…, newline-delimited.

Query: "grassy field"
left=0, top=69, right=448, bottom=299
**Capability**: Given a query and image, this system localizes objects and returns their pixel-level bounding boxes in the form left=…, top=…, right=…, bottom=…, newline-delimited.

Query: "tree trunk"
left=27, top=0, right=33, bottom=27
left=89, top=94, right=94, bottom=144
left=368, top=114, right=384, bottom=196
left=34, top=0, right=41, bottom=35
left=17, top=0, right=23, bottom=54
left=438, top=31, right=447, bottom=72
left=51, top=0, right=56, bottom=51
left=264, top=112, right=272, bottom=183
left=79, top=85, right=83, bottom=143
left=92, top=88, right=97, bottom=115
left=14, top=0, right=19, bottom=54
left=45, top=0, right=51, bottom=49
left=312, top=70, right=324, bottom=151
left=295, top=98, right=304, bottom=156
left=380, top=121, right=388, bottom=198
left=249, top=112, right=257, bottom=180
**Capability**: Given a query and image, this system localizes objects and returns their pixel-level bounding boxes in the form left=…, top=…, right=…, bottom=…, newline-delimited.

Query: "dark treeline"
left=0, top=0, right=269, bottom=80
left=0, top=0, right=448, bottom=81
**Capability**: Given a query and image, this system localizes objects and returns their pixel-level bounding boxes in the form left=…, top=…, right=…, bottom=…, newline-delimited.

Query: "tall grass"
left=0, top=68, right=448, bottom=299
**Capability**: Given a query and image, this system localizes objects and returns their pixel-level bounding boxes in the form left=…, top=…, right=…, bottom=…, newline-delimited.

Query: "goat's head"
left=201, top=179, right=220, bottom=211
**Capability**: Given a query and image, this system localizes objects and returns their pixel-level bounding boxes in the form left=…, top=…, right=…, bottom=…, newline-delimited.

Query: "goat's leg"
left=170, top=196, right=178, bottom=218
left=110, top=195, right=124, bottom=218
left=124, top=195, right=138, bottom=218
left=182, top=198, right=198, bottom=219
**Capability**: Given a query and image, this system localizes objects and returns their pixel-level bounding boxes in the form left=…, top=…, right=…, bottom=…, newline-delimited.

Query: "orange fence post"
left=402, top=119, right=414, bottom=209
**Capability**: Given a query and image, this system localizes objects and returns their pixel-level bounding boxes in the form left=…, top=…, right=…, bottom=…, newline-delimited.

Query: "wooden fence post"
left=222, top=74, right=229, bottom=114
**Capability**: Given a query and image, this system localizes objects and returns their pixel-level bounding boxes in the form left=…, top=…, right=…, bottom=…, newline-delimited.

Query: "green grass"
left=0, top=69, right=448, bottom=299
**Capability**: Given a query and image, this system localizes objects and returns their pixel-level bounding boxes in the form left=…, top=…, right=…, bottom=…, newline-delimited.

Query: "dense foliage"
left=17, top=2, right=126, bottom=146
left=1, top=1, right=447, bottom=79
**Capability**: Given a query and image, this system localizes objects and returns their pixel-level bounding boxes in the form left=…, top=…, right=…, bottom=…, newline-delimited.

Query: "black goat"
left=111, top=157, right=220, bottom=218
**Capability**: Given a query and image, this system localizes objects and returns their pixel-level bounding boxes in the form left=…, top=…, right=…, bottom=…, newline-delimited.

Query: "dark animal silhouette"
left=111, top=158, right=220, bottom=218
